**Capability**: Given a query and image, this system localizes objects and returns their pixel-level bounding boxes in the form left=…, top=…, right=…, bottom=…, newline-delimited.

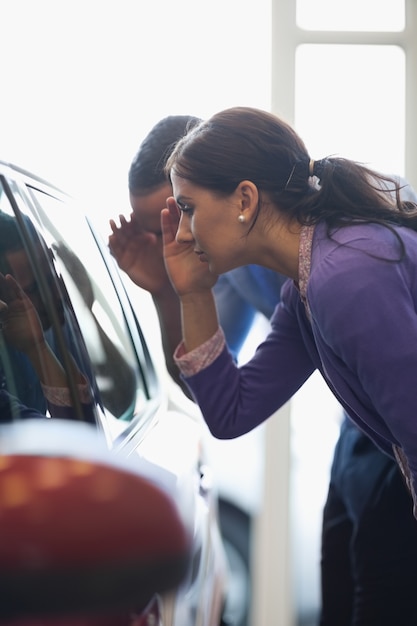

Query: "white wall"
left=1, top=0, right=271, bottom=234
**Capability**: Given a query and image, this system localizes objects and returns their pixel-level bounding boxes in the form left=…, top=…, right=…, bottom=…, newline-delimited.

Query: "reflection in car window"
left=26, top=187, right=145, bottom=421
left=0, top=186, right=96, bottom=423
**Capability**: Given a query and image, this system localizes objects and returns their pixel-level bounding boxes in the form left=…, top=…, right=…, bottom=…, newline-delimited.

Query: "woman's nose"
left=176, top=214, right=193, bottom=244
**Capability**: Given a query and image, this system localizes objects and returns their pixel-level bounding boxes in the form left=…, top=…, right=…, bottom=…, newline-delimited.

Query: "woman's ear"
left=236, top=180, right=259, bottom=223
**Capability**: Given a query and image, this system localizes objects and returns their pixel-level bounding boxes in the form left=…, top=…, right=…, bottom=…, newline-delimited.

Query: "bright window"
left=295, top=44, right=406, bottom=175
left=296, top=0, right=405, bottom=31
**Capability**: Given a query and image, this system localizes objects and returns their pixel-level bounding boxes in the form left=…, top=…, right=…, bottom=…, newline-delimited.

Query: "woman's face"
left=171, top=173, right=249, bottom=275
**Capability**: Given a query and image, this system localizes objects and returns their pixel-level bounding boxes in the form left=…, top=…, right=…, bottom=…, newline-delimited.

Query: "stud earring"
left=238, top=214, right=246, bottom=223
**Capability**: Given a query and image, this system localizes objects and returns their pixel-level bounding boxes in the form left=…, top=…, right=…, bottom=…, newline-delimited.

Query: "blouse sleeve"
left=174, top=281, right=316, bottom=439
left=41, top=382, right=92, bottom=407
left=41, top=378, right=95, bottom=422
left=174, top=327, right=226, bottom=377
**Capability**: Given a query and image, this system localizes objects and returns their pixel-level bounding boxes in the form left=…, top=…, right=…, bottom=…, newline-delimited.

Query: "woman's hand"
left=0, top=273, right=45, bottom=355
left=162, top=198, right=220, bottom=351
left=161, top=198, right=218, bottom=297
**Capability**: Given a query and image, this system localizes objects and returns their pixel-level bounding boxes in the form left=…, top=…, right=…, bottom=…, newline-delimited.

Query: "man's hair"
left=0, top=211, right=24, bottom=274
left=128, top=115, right=201, bottom=194
left=0, top=211, right=41, bottom=275
left=0, top=211, right=23, bottom=253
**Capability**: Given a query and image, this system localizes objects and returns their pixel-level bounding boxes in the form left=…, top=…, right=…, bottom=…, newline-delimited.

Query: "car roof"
left=0, top=159, right=68, bottom=198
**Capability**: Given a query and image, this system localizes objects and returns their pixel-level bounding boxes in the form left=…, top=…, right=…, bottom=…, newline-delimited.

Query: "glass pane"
left=296, top=0, right=405, bottom=31
left=0, top=184, right=96, bottom=423
left=27, top=188, right=146, bottom=421
left=295, top=44, right=406, bottom=176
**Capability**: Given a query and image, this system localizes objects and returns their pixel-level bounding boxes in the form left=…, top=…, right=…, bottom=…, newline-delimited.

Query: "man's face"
left=129, top=183, right=173, bottom=238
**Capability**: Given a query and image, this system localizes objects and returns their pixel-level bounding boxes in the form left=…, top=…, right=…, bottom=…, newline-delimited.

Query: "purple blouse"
left=175, top=220, right=417, bottom=512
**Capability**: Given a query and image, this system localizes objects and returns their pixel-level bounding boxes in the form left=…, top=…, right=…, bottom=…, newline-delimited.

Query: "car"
left=0, top=159, right=229, bottom=625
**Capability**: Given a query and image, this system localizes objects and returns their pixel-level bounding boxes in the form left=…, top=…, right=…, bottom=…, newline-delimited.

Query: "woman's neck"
left=249, top=216, right=302, bottom=281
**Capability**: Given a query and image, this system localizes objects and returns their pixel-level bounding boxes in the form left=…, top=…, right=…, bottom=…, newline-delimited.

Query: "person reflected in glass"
left=0, top=272, right=93, bottom=422
left=0, top=211, right=94, bottom=420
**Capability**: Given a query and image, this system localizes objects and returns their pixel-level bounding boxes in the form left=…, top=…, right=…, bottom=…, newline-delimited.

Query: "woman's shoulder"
left=309, top=221, right=417, bottom=310
left=313, top=221, right=417, bottom=263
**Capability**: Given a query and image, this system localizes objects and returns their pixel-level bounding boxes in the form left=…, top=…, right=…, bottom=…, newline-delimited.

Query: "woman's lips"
left=194, top=251, right=208, bottom=263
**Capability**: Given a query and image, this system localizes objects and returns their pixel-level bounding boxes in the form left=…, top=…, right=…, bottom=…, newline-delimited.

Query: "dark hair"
left=0, top=211, right=25, bottom=274
left=165, top=106, right=417, bottom=234
left=0, top=211, right=24, bottom=251
left=128, top=115, right=202, bottom=193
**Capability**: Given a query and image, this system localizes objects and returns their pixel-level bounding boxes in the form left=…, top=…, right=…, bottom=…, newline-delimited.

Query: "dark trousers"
left=320, top=419, right=417, bottom=626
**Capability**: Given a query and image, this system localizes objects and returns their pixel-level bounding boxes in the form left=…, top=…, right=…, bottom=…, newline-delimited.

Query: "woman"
left=161, top=106, right=417, bottom=625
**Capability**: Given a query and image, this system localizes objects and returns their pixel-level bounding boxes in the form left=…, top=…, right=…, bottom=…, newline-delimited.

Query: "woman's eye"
left=181, top=205, right=194, bottom=214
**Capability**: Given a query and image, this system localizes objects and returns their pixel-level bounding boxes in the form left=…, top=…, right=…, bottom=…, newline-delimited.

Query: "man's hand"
left=109, top=213, right=171, bottom=296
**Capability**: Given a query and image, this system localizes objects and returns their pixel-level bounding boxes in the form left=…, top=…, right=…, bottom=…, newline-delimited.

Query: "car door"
left=0, top=163, right=227, bottom=626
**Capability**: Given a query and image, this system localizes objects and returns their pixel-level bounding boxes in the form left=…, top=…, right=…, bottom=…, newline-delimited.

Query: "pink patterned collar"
left=297, top=224, right=315, bottom=319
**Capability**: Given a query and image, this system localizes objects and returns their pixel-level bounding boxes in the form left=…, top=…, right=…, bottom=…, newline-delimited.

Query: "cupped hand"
left=108, top=213, right=171, bottom=295
left=161, top=198, right=218, bottom=297
left=0, top=273, right=45, bottom=355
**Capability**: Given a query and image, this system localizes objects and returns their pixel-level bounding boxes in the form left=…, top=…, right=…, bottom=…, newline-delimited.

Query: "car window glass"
left=0, top=183, right=98, bottom=423
left=26, top=186, right=148, bottom=422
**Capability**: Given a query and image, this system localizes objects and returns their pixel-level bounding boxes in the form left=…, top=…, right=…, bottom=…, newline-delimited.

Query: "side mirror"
left=0, top=419, right=191, bottom=621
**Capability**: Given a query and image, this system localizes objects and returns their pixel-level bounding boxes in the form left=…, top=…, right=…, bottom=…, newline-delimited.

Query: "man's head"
left=128, top=115, right=201, bottom=235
